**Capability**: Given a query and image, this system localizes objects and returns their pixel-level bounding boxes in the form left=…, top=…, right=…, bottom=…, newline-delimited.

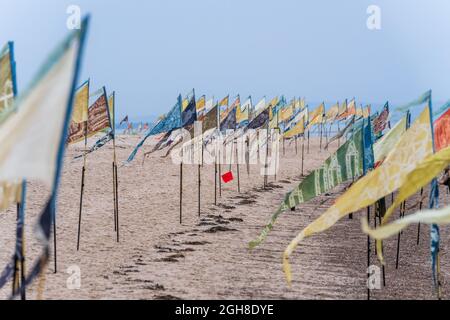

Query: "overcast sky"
left=1, top=0, right=450, bottom=120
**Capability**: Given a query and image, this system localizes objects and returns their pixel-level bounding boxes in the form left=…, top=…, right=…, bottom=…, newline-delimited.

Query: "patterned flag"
left=247, top=108, right=269, bottom=130
left=282, top=104, right=433, bottom=284
left=237, top=96, right=251, bottom=128
left=336, top=99, right=347, bottom=120
left=220, top=107, right=236, bottom=131
left=0, top=17, right=88, bottom=291
left=87, top=87, right=111, bottom=135
left=202, top=104, right=218, bottom=132
left=325, top=103, right=339, bottom=122
left=283, top=118, right=304, bottom=138
left=67, top=80, right=89, bottom=144
left=250, top=122, right=371, bottom=249
left=252, top=97, right=266, bottom=118
left=434, top=107, right=450, bottom=151
left=0, top=42, right=17, bottom=117
left=0, top=42, right=21, bottom=210
left=372, top=102, right=389, bottom=137
left=363, top=105, right=371, bottom=118
left=182, top=89, right=197, bottom=127
left=120, top=115, right=129, bottom=126
left=196, top=95, right=206, bottom=113
left=127, top=96, right=182, bottom=162
left=279, top=103, right=294, bottom=123
left=108, top=91, right=115, bottom=131
left=373, top=115, right=408, bottom=164
left=218, top=95, right=229, bottom=118
left=306, top=103, right=325, bottom=129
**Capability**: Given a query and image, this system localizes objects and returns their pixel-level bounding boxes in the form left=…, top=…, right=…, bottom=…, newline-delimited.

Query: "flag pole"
left=109, top=91, right=119, bottom=242
left=76, top=121, right=88, bottom=250
left=416, top=188, right=424, bottom=245
left=214, top=153, right=217, bottom=205
left=235, top=138, right=240, bottom=193
left=301, top=134, right=305, bottom=176
left=367, top=205, right=371, bottom=300
left=395, top=201, right=406, bottom=269
left=180, top=148, right=183, bottom=224
left=307, top=129, right=310, bottom=154
left=319, top=123, right=323, bottom=152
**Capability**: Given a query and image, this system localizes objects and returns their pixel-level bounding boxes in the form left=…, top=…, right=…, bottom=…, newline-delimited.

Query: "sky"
left=1, top=0, right=450, bottom=122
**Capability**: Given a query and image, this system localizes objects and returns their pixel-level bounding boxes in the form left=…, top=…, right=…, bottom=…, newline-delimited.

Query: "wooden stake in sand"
left=416, top=188, right=424, bottom=245
left=77, top=122, right=88, bottom=251
left=319, top=123, right=323, bottom=152
left=235, top=139, right=240, bottom=193
left=198, top=162, right=201, bottom=217
left=301, top=134, right=305, bottom=176
left=367, top=206, right=371, bottom=300
left=12, top=182, right=27, bottom=300
left=395, top=201, right=406, bottom=269
left=307, top=129, right=310, bottom=154
left=180, top=148, right=183, bottom=224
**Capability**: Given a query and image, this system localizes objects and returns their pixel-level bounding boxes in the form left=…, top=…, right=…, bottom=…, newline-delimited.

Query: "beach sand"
left=0, top=135, right=448, bottom=300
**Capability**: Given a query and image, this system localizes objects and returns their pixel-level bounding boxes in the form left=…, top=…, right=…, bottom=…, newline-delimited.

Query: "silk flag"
left=0, top=18, right=86, bottom=202
left=253, top=97, right=266, bottom=118
left=284, top=107, right=308, bottom=137
left=247, top=108, right=269, bottom=130
left=237, top=96, right=251, bottom=128
left=279, top=104, right=294, bottom=123
left=0, top=42, right=16, bottom=117
left=127, top=96, right=182, bottom=162
left=202, top=98, right=215, bottom=116
left=250, top=125, right=368, bottom=249
left=363, top=105, right=371, bottom=119
left=182, top=90, right=197, bottom=127
left=182, top=89, right=195, bottom=111
left=366, top=143, right=450, bottom=263
left=395, top=90, right=431, bottom=113
left=325, top=103, right=339, bottom=123
left=87, top=88, right=111, bottom=135
left=0, top=42, right=21, bottom=210
left=196, top=95, right=206, bottom=113
left=220, top=107, right=237, bottom=131
left=306, top=103, right=325, bottom=129
left=108, top=91, right=115, bottom=130
left=339, top=99, right=356, bottom=119
left=282, top=106, right=433, bottom=284
left=336, top=100, right=347, bottom=120
left=373, top=115, right=408, bottom=164
left=373, top=102, right=389, bottom=138
left=203, top=104, right=218, bottom=132
left=434, top=107, right=450, bottom=151
left=218, top=95, right=229, bottom=119
left=67, top=81, right=90, bottom=144
left=283, top=118, right=304, bottom=138
left=71, top=80, right=89, bottom=124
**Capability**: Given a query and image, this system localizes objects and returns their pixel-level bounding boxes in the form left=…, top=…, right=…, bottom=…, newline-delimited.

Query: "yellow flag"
left=279, top=104, right=294, bottom=122
left=219, top=95, right=229, bottom=107
left=196, top=95, right=206, bottom=111
left=284, top=118, right=304, bottom=138
left=306, top=103, right=324, bottom=129
left=361, top=144, right=450, bottom=254
left=282, top=106, right=433, bottom=284
left=108, top=92, right=115, bottom=129
left=363, top=202, right=450, bottom=241
left=373, top=116, right=407, bottom=164
left=337, top=100, right=347, bottom=119
left=325, top=103, right=339, bottom=122
left=268, top=96, right=279, bottom=108
left=71, top=80, right=89, bottom=123
left=363, top=105, right=371, bottom=118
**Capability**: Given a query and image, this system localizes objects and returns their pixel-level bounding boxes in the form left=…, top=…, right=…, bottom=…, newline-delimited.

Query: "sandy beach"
left=0, top=135, right=448, bottom=300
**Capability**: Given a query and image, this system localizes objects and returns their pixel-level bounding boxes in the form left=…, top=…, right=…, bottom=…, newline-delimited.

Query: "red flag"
left=222, top=171, right=234, bottom=183
left=434, top=108, right=450, bottom=151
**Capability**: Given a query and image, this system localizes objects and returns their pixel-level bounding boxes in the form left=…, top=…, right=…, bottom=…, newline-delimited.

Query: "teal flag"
left=249, top=127, right=365, bottom=249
